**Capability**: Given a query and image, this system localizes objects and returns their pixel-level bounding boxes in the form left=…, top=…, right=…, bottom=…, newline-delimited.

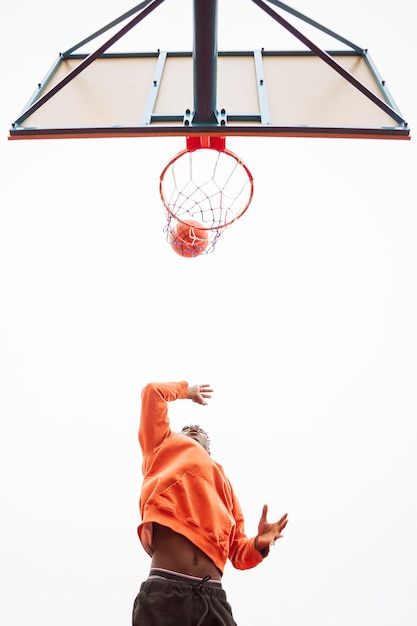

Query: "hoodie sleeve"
left=228, top=482, right=265, bottom=570
left=138, top=381, right=188, bottom=458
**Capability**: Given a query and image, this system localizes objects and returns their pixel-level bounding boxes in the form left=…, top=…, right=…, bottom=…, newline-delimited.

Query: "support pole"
left=192, top=0, right=218, bottom=125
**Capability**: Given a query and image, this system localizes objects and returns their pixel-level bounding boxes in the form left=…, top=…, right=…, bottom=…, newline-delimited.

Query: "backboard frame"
left=8, top=0, right=410, bottom=141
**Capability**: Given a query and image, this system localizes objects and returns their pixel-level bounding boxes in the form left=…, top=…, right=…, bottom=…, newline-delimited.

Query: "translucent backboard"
left=8, top=0, right=410, bottom=141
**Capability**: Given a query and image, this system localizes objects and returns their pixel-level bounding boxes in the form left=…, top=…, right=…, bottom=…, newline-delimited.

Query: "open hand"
left=187, top=384, right=213, bottom=405
left=255, top=505, right=288, bottom=553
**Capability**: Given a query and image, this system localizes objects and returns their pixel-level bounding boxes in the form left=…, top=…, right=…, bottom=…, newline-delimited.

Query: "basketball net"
left=160, top=136, right=254, bottom=256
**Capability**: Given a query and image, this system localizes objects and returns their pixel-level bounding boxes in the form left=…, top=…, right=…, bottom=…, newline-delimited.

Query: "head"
left=181, top=424, right=211, bottom=455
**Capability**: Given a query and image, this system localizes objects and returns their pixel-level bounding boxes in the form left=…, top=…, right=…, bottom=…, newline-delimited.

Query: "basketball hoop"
left=160, top=136, right=254, bottom=256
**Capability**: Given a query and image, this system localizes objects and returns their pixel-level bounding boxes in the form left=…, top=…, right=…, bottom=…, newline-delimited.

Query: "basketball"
left=169, top=219, right=209, bottom=257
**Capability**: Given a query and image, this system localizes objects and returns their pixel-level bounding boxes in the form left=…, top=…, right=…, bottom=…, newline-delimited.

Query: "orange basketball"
left=169, top=219, right=209, bottom=257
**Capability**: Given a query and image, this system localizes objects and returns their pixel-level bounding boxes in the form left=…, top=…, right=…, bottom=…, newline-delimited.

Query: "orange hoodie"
left=137, top=381, right=264, bottom=574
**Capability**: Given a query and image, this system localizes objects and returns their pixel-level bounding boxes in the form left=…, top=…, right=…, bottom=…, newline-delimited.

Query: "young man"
left=132, top=381, right=288, bottom=626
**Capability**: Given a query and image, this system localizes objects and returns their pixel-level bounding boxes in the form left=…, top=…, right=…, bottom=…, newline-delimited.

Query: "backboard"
left=9, top=0, right=410, bottom=141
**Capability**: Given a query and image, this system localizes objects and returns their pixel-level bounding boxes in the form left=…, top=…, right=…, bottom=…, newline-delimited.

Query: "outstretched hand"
left=255, top=505, right=288, bottom=554
left=187, top=384, right=213, bottom=405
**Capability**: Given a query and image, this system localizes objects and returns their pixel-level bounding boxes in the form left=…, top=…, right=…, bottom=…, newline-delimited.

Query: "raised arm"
left=139, top=381, right=188, bottom=457
left=139, top=382, right=213, bottom=457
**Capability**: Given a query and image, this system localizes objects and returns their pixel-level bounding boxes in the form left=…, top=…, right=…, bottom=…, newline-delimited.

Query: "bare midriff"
left=150, top=523, right=222, bottom=581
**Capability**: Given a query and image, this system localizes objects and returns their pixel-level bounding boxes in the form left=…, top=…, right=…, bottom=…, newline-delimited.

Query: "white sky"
left=1, top=1, right=416, bottom=625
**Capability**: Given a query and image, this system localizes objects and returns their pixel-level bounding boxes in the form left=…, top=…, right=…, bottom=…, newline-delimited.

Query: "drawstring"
left=192, top=574, right=212, bottom=594
left=193, top=575, right=211, bottom=626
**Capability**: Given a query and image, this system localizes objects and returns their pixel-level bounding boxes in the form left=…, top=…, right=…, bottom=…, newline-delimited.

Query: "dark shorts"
left=132, top=568, right=238, bottom=626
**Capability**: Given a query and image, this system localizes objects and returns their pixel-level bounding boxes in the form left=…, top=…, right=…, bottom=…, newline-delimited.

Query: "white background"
left=1, top=1, right=416, bottom=625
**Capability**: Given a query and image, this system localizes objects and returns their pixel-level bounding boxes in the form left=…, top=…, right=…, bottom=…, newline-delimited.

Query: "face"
left=181, top=425, right=210, bottom=454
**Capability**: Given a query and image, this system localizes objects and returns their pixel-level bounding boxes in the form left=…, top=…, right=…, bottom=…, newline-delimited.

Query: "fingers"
left=260, top=508, right=288, bottom=541
left=278, top=513, right=289, bottom=530
left=273, top=514, right=289, bottom=542
left=198, top=384, right=213, bottom=397
left=274, top=514, right=289, bottom=537
left=188, top=384, right=213, bottom=405
left=196, top=384, right=213, bottom=404
left=270, top=529, right=287, bottom=546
